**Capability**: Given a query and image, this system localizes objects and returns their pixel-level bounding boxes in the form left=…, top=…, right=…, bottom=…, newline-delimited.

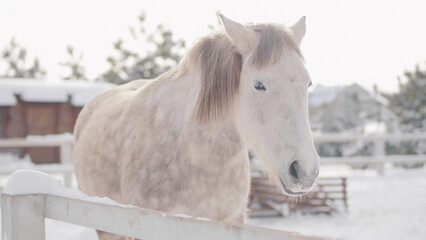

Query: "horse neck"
left=185, top=119, right=246, bottom=168
left=165, top=70, right=246, bottom=165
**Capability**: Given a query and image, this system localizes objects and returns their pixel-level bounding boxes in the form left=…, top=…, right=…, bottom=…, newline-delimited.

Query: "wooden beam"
left=43, top=195, right=324, bottom=240
left=1, top=194, right=45, bottom=240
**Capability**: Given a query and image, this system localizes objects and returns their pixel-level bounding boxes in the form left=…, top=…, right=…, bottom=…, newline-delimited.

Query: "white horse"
left=73, top=14, right=320, bottom=240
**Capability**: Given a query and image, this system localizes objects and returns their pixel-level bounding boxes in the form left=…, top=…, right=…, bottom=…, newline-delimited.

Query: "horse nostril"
left=289, top=160, right=299, bottom=180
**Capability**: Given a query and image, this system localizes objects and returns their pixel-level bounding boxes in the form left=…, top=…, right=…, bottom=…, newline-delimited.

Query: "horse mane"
left=178, top=24, right=302, bottom=122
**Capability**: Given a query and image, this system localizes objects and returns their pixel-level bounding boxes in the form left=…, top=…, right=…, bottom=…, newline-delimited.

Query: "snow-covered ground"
left=1, top=166, right=426, bottom=240
left=247, top=166, right=426, bottom=240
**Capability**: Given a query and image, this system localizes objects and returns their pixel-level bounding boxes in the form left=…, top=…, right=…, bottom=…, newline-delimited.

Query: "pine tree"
left=385, top=63, right=426, bottom=157
left=99, top=11, right=185, bottom=85
left=1, top=38, right=46, bottom=78
left=59, top=45, right=87, bottom=80
left=386, top=63, right=426, bottom=132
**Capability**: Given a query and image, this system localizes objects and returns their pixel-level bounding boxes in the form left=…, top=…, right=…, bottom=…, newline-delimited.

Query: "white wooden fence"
left=315, top=133, right=426, bottom=174
left=1, top=133, right=426, bottom=184
left=0, top=138, right=74, bottom=187
left=1, top=193, right=326, bottom=240
left=1, top=134, right=425, bottom=239
left=0, top=137, right=73, bottom=164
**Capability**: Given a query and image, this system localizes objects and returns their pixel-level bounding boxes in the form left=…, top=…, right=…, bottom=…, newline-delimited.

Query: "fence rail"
left=0, top=137, right=74, bottom=187
left=314, top=133, right=426, bottom=142
left=1, top=193, right=326, bottom=240
left=0, top=137, right=73, bottom=164
left=1, top=134, right=425, bottom=239
left=1, top=133, right=426, bottom=181
left=315, top=133, right=426, bottom=174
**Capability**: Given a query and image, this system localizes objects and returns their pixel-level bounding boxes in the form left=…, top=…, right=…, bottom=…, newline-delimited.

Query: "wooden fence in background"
left=0, top=138, right=73, bottom=187
left=315, top=133, right=426, bottom=174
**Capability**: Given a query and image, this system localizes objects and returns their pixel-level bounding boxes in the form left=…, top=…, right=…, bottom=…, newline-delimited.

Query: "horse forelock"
left=178, top=24, right=302, bottom=123
left=249, top=24, right=304, bottom=67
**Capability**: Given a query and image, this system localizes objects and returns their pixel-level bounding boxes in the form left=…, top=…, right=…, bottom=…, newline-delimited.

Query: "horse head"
left=220, top=15, right=320, bottom=196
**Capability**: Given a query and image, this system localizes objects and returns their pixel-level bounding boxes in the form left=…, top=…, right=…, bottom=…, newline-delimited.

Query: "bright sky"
left=1, top=0, right=425, bottom=93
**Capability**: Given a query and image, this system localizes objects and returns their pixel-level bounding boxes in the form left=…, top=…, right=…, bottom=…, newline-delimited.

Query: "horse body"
left=74, top=73, right=250, bottom=223
left=73, top=15, right=320, bottom=240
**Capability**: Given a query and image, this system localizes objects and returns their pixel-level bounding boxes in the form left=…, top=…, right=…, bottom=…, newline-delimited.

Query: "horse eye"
left=254, top=81, right=266, bottom=91
left=308, top=82, right=313, bottom=87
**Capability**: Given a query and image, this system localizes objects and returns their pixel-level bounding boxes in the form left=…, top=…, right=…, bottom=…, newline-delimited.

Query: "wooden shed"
left=0, top=78, right=115, bottom=163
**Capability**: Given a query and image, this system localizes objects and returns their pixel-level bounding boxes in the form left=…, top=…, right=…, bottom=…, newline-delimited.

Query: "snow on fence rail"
left=1, top=170, right=328, bottom=240
left=315, top=133, right=426, bottom=174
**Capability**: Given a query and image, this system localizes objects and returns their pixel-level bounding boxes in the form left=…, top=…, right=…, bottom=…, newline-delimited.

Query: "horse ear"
left=219, top=14, right=256, bottom=54
left=290, top=16, right=306, bottom=45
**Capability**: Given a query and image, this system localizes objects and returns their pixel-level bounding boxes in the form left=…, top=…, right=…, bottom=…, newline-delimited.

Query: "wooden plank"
left=255, top=199, right=287, bottom=205
left=320, top=155, right=426, bottom=165
left=317, top=177, right=346, bottom=181
left=315, top=183, right=345, bottom=187
left=250, top=185, right=278, bottom=190
left=313, top=190, right=345, bottom=194
left=44, top=195, right=327, bottom=240
left=314, top=133, right=426, bottom=142
left=0, top=138, right=71, bottom=148
left=251, top=177, right=270, bottom=182
left=249, top=176, right=348, bottom=216
left=1, top=194, right=45, bottom=240
left=250, top=192, right=288, bottom=198
left=59, top=142, right=73, bottom=164
left=0, top=138, right=73, bottom=167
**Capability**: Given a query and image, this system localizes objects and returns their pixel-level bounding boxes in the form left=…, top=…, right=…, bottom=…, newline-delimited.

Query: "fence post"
left=1, top=194, right=46, bottom=240
left=60, top=142, right=73, bottom=187
left=374, top=139, right=385, bottom=175
left=59, top=142, right=73, bottom=165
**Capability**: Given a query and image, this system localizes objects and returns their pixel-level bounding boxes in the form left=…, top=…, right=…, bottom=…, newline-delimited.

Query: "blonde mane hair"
left=178, top=24, right=302, bottom=122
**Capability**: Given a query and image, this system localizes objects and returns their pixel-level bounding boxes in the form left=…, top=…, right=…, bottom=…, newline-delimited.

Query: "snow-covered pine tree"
left=385, top=63, right=426, bottom=159
left=386, top=63, right=426, bottom=133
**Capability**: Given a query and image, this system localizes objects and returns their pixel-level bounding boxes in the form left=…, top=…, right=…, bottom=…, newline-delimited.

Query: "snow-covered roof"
left=0, top=78, right=116, bottom=107
left=0, top=87, right=17, bottom=106
left=309, top=85, right=345, bottom=107
left=309, top=83, right=390, bottom=107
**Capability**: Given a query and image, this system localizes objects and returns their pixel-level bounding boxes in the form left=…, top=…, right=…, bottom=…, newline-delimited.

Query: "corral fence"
left=315, top=133, right=426, bottom=174
left=1, top=134, right=425, bottom=239
left=1, top=133, right=426, bottom=184
left=1, top=193, right=328, bottom=240
left=0, top=138, right=73, bottom=187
